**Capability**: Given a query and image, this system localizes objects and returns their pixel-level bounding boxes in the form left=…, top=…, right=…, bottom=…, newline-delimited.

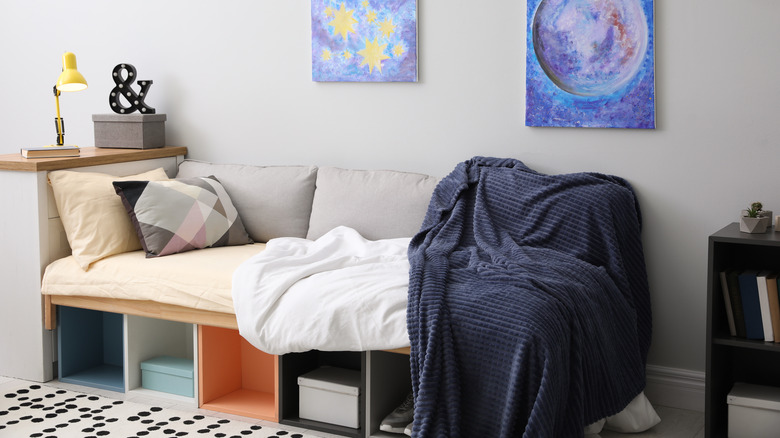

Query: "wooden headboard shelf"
left=0, top=146, right=188, bottom=172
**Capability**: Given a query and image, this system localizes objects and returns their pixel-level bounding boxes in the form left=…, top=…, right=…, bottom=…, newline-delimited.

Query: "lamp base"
left=54, top=116, right=65, bottom=146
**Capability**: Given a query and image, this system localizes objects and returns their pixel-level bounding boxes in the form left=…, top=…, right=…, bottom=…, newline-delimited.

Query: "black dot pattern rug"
left=0, top=383, right=316, bottom=438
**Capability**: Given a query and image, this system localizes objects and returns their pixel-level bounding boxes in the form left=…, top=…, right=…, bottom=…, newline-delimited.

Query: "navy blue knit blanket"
left=407, top=157, right=651, bottom=437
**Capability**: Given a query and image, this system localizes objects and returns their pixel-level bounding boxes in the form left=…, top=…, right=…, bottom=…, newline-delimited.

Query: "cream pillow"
left=48, top=167, right=169, bottom=270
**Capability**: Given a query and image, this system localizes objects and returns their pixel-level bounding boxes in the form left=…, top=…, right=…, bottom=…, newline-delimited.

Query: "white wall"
left=2, top=0, right=779, bottom=374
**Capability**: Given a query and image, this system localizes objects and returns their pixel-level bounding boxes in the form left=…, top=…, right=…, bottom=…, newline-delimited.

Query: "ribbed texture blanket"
left=407, top=157, right=651, bottom=437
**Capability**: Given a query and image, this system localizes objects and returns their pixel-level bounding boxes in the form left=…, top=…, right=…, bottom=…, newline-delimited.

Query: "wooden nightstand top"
left=0, top=146, right=188, bottom=172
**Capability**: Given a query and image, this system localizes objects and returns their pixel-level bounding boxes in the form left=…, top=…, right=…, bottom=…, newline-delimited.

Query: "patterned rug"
left=0, top=383, right=317, bottom=438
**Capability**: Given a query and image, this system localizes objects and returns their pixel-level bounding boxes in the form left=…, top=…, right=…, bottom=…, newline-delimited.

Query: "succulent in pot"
left=740, top=201, right=771, bottom=233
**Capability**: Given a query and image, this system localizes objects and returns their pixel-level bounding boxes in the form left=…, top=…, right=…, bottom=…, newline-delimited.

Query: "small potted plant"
left=740, top=201, right=771, bottom=233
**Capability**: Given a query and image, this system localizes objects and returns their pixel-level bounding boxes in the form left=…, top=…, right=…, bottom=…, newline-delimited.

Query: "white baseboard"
left=644, top=365, right=705, bottom=412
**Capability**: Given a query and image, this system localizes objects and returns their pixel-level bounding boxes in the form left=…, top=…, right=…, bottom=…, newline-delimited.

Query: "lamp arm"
left=53, top=85, right=64, bottom=146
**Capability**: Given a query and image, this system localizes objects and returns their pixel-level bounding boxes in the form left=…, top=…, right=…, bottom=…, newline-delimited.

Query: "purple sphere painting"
left=526, top=0, right=655, bottom=129
left=533, top=0, right=647, bottom=96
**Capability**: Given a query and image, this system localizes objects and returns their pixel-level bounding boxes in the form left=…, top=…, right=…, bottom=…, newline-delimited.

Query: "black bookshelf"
left=706, top=223, right=780, bottom=436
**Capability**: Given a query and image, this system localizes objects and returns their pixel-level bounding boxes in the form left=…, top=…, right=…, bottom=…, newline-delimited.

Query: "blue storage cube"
left=58, top=307, right=124, bottom=392
left=140, top=356, right=194, bottom=397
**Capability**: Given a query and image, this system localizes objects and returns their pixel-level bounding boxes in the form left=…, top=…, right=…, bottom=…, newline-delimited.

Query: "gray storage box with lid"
left=727, top=382, right=780, bottom=437
left=297, top=366, right=360, bottom=428
left=93, top=113, right=166, bottom=149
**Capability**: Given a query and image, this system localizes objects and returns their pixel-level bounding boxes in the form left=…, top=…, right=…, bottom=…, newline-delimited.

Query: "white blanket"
left=232, top=226, right=411, bottom=355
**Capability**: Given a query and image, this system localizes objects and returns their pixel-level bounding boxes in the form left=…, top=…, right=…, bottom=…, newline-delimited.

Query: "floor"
left=0, top=375, right=705, bottom=437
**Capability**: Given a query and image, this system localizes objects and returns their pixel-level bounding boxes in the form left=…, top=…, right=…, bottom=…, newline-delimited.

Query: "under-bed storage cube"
left=58, top=306, right=124, bottom=392
left=141, top=356, right=194, bottom=397
left=279, top=350, right=364, bottom=437
left=125, top=316, right=197, bottom=403
left=298, top=366, right=361, bottom=428
left=198, top=325, right=277, bottom=421
left=366, top=350, right=412, bottom=437
left=728, top=382, right=780, bottom=437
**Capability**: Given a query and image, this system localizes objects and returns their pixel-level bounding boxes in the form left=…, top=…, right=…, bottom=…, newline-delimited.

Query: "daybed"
left=42, top=160, right=436, bottom=344
left=40, top=157, right=659, bottom=437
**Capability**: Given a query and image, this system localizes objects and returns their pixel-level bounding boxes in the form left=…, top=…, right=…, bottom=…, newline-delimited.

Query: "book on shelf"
left=723, top=269, right=747, bottom=338
left=720, top=270, right=738, bottom=336
left=20, top=145, right=80, bottom=158
left=756, top=270, right=774, bottom=342
left=738, top=270, right=764, bottom=340
left=766, top=273, right=780, bottom=343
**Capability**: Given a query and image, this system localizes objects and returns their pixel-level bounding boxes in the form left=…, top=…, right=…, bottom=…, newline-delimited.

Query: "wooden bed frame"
left=44, top=295, right=238, bottom=331
left=44, top=294, right=412, bottom=355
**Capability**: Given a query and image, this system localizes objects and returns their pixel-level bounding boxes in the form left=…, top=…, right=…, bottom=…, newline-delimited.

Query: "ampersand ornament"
left=109, top=63, right=156, bottom=114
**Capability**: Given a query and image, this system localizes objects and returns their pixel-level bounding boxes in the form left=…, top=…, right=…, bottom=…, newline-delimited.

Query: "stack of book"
left=20, top=145, right=80, bottom=158
left=720, top=269, right=780, bottom=341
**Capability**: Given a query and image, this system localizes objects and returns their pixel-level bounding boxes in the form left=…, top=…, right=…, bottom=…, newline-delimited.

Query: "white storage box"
left=298, top=366, right=360, bottom=428
left=728, top=382, right=780, bottom=437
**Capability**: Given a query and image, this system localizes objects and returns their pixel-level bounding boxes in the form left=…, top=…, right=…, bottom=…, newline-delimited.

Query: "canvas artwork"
left=312, top=0, right=417, bottom=82
left=526, top=0, right=655, bottom=129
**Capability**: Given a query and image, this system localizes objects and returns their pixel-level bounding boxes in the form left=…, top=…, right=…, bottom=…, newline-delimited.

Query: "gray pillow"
left=307, top=167, right=439, bottom=240
left=176, top=160, right=317, bottom=242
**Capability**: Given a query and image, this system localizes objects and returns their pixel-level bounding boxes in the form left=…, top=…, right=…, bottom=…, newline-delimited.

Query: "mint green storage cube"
left=140, top=356, right=194, bottom=397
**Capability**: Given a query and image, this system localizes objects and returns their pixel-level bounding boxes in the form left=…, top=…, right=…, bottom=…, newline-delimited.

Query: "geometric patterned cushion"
left=113, top=176, right=253, bottom=257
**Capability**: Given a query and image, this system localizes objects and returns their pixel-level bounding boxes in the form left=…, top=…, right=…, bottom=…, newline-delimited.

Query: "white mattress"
left=41, top=243, right=267, bottom=314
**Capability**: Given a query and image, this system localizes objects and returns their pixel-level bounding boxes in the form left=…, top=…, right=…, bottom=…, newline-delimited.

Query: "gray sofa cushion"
left=176, top=160, right=317, bottom=242
left=307, top=167, right=439, bottom=241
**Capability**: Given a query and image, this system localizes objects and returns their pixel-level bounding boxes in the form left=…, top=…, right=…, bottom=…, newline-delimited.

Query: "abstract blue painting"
left=526, top=0, right=655, bottom=129
left=312, top=0, right=417, bottom=82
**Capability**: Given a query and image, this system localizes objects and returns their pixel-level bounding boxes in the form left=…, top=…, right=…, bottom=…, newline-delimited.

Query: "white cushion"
left=48, top=167, right=169, bottom=270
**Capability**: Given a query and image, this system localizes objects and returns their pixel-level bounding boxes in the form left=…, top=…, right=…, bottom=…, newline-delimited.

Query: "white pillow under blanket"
left=584, top=419, right=606, bottom=436
left=604, top=392, right=662, bottom=432
left=584, top=392, right=661, bottom=435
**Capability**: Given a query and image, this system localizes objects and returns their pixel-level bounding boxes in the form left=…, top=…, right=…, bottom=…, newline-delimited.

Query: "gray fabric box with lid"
left=93, top=114, right=166, bottom=149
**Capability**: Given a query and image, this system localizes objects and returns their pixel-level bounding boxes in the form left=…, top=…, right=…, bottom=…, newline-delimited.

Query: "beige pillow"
left=48, top=167, right=169, bottom=270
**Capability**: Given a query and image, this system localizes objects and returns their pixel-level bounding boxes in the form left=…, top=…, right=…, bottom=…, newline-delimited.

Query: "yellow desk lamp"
left=53, top=52, right=87, bottom=146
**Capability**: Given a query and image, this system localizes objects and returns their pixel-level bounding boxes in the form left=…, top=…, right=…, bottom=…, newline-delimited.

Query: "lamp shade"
left=56, top=52, right=87, bottom=92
